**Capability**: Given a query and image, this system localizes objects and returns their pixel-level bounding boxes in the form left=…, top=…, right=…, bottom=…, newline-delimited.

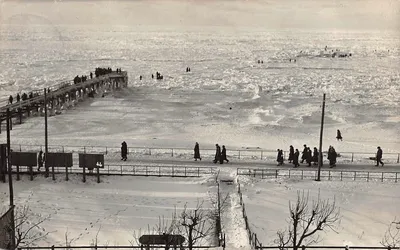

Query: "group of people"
left=282, top=144, right=337, bottom=168
left=95, top=67, right=113, bottom=77
left=8, top=91, right=38, bottom=104
left=193, top=143, right=229, bottom=164
left=186, top=67, right=191, bottom=72
left=74, top=75, right=89, bottom=84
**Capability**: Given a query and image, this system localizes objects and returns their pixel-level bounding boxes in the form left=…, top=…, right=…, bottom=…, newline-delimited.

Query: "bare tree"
left=129, top=210, right=179, bottom=246
left=275, top=190, right=340, bottom=250
left=11, top=205, right=53, bottom=247
left=381, top=218, right=400, bottom=248
left=179, top=201, right=214, bottom=250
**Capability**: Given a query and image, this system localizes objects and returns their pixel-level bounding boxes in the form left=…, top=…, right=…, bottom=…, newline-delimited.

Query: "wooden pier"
left=0, top=71, right=128, bottom=133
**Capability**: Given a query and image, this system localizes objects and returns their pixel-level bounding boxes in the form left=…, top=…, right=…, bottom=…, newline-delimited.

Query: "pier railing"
left=8, top=144, right=400, bottom=164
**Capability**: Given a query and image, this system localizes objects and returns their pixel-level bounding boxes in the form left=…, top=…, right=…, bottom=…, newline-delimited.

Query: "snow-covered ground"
left=0, top=175, right=217, bottom=246
left=239, top=175, right=400, bottom=246
left=0, top=0, right=399, bottom=248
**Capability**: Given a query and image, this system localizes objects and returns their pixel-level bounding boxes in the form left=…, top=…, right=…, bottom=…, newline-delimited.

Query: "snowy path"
left=217, top=167, right=250, bottom=250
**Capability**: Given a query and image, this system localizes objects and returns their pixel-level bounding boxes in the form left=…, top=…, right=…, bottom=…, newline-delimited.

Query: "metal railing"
left=7, top=144, right=400, bottom=164
left=18, top=245, right=218, bottom=250
left=13, top=165, right=216, bottom=179
left=237, top=168, right=400, bottom=183
left=258, top=246, right=397, bottom=249
left=237, top=178, right=262, bottom=249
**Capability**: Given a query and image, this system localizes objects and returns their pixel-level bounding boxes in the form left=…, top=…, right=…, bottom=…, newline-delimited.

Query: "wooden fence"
left=237, top=168, right=400, bottom=183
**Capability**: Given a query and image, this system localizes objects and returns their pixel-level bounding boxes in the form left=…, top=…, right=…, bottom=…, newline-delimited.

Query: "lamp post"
left=316, top=93, right=326, bottom=182
left=6, top=108, right=16, bottom=249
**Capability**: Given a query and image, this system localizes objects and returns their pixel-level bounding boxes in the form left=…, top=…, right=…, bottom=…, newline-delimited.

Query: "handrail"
left=237, top=168, right=400, bottom=182
left=7, top=143, right=400, bottom=164
left=0, top=71, right=127, bottom=113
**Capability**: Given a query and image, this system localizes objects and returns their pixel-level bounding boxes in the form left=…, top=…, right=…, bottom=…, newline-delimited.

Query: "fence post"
left=19, top=144, right=21, bottom=151
left=328, top=170, right=331, bottom=180
left=289, top=169, right=291, bottom=178
left=341, top=171, right=343, bottom=181
left=171, top=148, right=174, bottom=157
left=185, top=167, right=187, bottom=177
left=397, top=153, right=399, bottom=163
left=146, top=166, right=148, bottom=176
left=84, top=146, right=86, bottom=153
left=367, top=172, right=369, bottom=182
left=354, top=171, right=356, bottom=181
left=382, top=172, right=384, bottom=182
left=301, top=170, right=304, bottom=180
left=172, top=166, right=174, bottom=177
left=351, top=153, right=354, bottom=162
left=149, top=148, right=151, bottom=155
left=261, top=169, right=264, bottom=179
left=159, top=166, right=161, bottom=177
left=261, top=151, right=263, bottom=160
left=238, top=150, right=241, bottom=159
left=275, top=169, right=278, bottom=179
left=120, top=165, right=123, bottom=175
left=396, top=172, right=398, bottom=183
left=198, top=167, right=200, bottom=177
left=62, top=146, right=64, bottom=153
left=106, top=147, right=108, bottom=155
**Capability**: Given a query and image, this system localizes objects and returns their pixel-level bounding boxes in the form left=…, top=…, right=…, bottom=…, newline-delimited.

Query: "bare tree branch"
left=381, top=218, right=400, bottom=248
left=275, top=190, right=341, bottom=250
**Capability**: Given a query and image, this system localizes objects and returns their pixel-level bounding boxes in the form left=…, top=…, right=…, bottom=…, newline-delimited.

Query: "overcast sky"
left=0, top=0, right=399, bottom=31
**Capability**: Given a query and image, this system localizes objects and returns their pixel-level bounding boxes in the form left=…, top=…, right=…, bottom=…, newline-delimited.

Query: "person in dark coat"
left=221, top=145, right=229, bottom=163
left=312, top=147, right=319, bottom=165
left=194, top=142, right=201, bottom=161
left=376, top=146, right=384, bottom=167
left=328, top=146, right=337, bottom=168
left=277, top=149, right=284, bottom=166
left=293, top=149, right=300, bottom=167
left=288, top=145, right=294, bottom=163
left=213, top=144, right=221, bottom=164
left=336, top=129, right=343, bottom=141
left=16, top=93, right=20, bottom=102
left=301, top=144, right=307, bottom=163
left=121, top=141, right=127, bottom=161
left=9, top=95, right=13, bottom=104
left=37, top=150, right=43, bottom=171
left=306, top=147, right=312, bottom=167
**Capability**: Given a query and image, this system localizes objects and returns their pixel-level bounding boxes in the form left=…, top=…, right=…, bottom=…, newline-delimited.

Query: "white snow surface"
left=0, top=175, right=217, bottom=246
left=238, top=175, right=400, bottom=246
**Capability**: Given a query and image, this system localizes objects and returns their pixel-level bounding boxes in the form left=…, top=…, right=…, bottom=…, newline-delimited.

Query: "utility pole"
left=44, top=88, right=49, bottom=178
left=316, top=93, right=326, bottom=182
left=6, top=108, right=16, bottom=249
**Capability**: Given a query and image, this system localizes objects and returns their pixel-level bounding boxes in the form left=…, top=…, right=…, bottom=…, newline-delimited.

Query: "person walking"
left=194, top=142, right=201, bottom=161
left=312, top=147, right=319, bottom=166
left=288, top=145, right=294, bottom=163
left=336, top=129, right=343, bottom=141
left=376, top=146, right=384, bottom=167
left=328, top=146, right=337, bottom=168
left=121, top=141, right=128, bottom=161
left=214, top=144, right=221, bottom=164
left=293, top=149, right=300, bottom=168
left=276, top=149, right=284, bottom=166
left=305, top=147, right=312, bottom=167
left=301, top=144, right=307, bottom=163
left=221, top=145, right=229, bottom=163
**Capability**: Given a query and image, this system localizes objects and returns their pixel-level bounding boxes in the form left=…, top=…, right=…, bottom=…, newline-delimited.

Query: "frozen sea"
left=0, top=1, right=399, bottom=154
